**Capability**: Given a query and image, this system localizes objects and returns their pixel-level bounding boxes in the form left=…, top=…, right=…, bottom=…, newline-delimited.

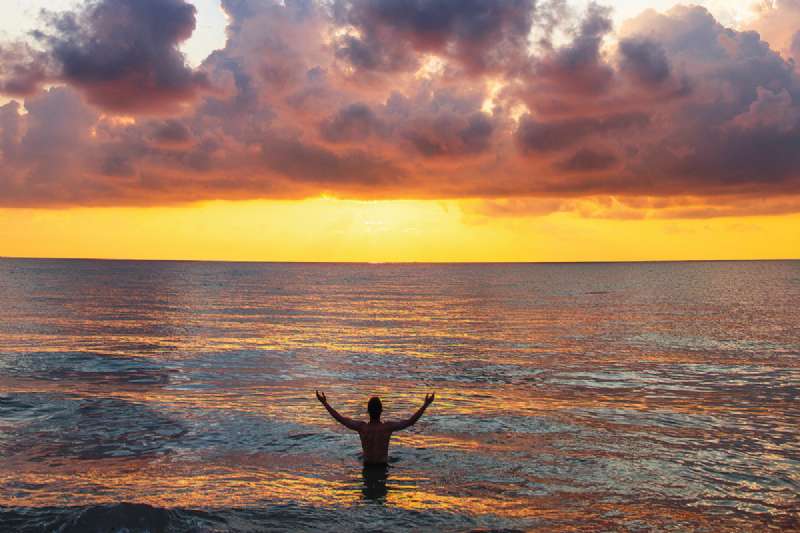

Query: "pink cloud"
left=0, top=0, right=799, bottom=218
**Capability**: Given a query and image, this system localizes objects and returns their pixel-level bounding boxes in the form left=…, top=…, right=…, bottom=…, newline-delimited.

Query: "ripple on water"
left=0, top=503, right=226, bottom=533
left=0, top=393, right=186, bottom=462
left=0, top=351, right=174, bottom=386
left=1, top=260, right=799, bottom=531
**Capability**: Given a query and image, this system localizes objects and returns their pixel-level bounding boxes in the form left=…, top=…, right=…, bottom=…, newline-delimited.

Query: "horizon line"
left=1, top=255, right=798, bottom=265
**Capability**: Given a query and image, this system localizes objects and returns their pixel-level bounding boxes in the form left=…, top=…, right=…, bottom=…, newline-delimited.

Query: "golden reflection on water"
left=1, top=260, right=799, bottom=530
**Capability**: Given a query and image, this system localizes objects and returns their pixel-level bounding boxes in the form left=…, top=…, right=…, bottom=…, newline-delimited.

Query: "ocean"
left=0, top=259, right=798, bottom=531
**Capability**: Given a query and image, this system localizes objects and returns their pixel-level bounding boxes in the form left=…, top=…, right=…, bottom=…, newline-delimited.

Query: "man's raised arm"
left=316, top=390, right=364, bottom=431
left=388, top=393, right=435, bottom=432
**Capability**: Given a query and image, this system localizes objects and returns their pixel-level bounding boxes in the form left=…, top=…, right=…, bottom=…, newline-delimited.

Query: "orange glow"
left=0, top=199, right=797, bottom=262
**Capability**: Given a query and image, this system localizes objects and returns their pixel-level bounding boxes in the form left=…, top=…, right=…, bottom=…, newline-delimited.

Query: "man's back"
left=358, top=421, right=394, bottom=465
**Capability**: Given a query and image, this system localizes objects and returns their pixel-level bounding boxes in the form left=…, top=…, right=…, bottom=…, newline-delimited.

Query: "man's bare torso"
left=357, top=421, right=395, bottom=465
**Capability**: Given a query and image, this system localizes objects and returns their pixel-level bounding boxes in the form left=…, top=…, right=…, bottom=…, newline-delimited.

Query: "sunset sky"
left=1, top=0, right=799, bottom=261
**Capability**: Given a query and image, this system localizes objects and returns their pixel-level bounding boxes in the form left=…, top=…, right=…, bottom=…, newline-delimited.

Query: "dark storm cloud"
left=517, top=112, right=650, bottom=153
left=6, top=0, right=209, bottom=113
left=618, top=38, right=671, bottom=87
left=55, top=0, right=207, bottom=112
left=532, top=3, right=614, bottom=94
left=320, top=103, right=384, bottom=143
left=261, top=137, right=404, bottom=187
left=335, top=0, right=536, bottom=74
left=319, top=88, right=495, bottom=158
left=556, top=148, right=618, bottom=172
left=152, top=120, right=193, bottom=145
left=335, top=34, right=418, bottom=73
left=402, top=111, right=495, bottom=157
left=617, top=7, right=800, bottom=196
left=633, top=93, right=800, bottom=195
left=455, top=112, right=495, bottom=153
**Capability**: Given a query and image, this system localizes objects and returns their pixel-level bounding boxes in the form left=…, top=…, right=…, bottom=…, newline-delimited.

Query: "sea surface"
left=0, top=259, right=798, bottom=532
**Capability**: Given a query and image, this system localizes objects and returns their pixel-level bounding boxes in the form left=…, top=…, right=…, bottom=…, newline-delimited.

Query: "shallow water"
left=0, top=259, right=798, bottom=532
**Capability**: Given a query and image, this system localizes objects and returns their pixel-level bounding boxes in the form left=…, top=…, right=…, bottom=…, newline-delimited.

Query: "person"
left=315, top=391, right=435, bottom=466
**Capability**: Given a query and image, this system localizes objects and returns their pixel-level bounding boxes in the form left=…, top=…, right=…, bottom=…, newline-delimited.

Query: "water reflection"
left=0, top=259, right=798, bottom=531
left=361, top=465, right=390, bottom=502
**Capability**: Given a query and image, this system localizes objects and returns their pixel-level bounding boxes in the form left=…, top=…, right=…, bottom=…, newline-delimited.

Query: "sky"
left=0, top=0, right=798, bottom=262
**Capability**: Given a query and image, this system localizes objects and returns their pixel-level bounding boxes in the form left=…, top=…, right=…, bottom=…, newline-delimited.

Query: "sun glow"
left=1, top=199, right=797, bottom=262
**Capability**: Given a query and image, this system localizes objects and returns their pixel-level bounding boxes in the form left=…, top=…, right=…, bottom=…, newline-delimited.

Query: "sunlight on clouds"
left=576, top=0, right=756, bottom=28
left=415, top=56, right=447, bottom=80
left=481, top=79, right=505, bottom=114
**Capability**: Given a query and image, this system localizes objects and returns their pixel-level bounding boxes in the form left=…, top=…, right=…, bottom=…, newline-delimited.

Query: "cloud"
left=0, top=102, right=22, bottom=162
left=517, top=112, right=650, bottom=153
left=618, top=37, right=671, bottom=87
left=616, top=6, right=800, bottom=196
left=151, top=120, right=194, bottom=146
left=0, top=43, right=52, bottom=96
left=1, top=0, right=209, bottom=113
left=1, top=87, right=100, bottom=205
left=728, top=87, right=800, bottom=133
left=393, top=89, right=497, bottom=158
left=749, top=0, right=800, bottom=65
left=556, top=148, right=618, bottom=173
left=531, top=2, right=615, bottom=95
left=334, top=0, right=536, bottom=75
left=318, top=86, right=497, bottom=158
left=402, top=111, right=495, bottom=157
left=260, top=137, right=404, bottom=188
left=0, top=1, right=799, bottom=218
left=471, top=194, right=800, bottom=220
left=320, top=103, right=384, bottom=143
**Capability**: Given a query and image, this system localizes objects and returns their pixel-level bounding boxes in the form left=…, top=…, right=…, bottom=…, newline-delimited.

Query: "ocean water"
left=0, top=259, right=798, bottom=532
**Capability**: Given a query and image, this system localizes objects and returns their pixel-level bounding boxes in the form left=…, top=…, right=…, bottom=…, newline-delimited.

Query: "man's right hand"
left=316, top=390, right=327, bottom=404
left=424, top=393, right=435, bottom=406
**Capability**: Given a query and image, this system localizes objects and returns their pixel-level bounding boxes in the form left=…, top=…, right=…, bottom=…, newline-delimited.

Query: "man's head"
left=367, top=396, right=382, bottom=421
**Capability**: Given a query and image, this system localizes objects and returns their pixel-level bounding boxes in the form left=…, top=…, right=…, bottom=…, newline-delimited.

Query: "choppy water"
left=0, top=259, right=798, bottom=532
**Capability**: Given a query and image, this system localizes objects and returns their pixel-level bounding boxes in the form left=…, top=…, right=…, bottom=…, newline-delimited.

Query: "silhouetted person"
left=315, top=391, right=435, bottom=466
